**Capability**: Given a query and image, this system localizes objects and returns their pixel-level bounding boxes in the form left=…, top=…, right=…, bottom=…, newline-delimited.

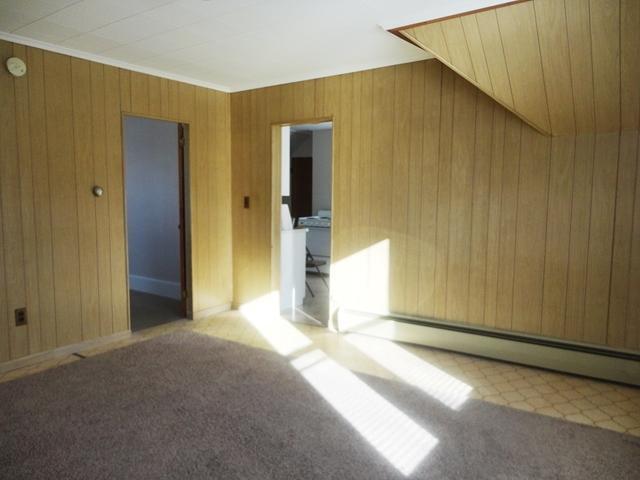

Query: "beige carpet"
left=1, top=331, right=638, bottom=479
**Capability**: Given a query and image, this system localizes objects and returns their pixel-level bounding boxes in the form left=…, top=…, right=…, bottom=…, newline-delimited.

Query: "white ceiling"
left=0, top=0, right=513, bottom=92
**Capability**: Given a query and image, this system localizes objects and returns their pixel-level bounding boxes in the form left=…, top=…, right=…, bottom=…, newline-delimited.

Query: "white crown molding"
left=0, top=31, right=232, bottom=93
left=229, top=52, right=431, bottom=93
left=1, top=30, right=430, bottom=94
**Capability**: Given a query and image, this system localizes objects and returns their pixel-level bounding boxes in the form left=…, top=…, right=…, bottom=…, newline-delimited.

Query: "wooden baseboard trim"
left=337, top=309, right=640, bottom=386
left=0, top=330, right=132, bottom=375
left=193, top=303, right=232, bottom=320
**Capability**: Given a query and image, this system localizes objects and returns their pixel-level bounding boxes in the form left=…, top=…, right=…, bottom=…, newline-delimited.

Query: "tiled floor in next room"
left=1, top=309, right=639, bottom=437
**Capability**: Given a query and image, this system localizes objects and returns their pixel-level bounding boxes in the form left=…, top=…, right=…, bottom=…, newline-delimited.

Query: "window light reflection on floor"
left=345, top=334, right=473, bottom=410
left=239, top=292, right=312, bottom=356
left=292, top=349, right=438, bottom=476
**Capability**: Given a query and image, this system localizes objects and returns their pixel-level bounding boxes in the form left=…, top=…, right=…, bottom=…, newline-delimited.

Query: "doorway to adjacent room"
left=123, top=115, right=190, bottom=331
left=277, top=121, right=333, bottom=326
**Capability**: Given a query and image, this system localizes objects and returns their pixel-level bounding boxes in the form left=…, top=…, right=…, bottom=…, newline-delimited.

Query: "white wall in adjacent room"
left=124, top=116, right=181, bottom=299
left=312, top=129, right=332, bottom=216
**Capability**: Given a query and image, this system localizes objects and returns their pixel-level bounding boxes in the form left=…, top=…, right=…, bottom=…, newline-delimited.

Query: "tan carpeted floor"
left=1, top=331, right=638, bottom=479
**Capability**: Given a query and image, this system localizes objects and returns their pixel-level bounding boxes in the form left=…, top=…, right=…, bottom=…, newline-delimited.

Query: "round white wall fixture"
left=6, top=57, right=27, bottom=77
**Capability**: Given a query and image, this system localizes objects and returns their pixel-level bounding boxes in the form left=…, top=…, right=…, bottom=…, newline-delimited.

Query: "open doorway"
left=124, top=116, right=189, bottom=332
left=279, top=121, right=332, bottom=326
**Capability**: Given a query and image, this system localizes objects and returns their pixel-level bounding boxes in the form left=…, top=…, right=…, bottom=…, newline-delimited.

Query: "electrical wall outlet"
left=15, top=308, right=27, bottom=326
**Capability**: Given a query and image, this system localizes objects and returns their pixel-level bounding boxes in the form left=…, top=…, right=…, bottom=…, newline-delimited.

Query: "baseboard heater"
left=336, top=309, right=640, bottom=387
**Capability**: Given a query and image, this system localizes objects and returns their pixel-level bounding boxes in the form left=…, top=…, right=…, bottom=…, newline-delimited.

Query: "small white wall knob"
left=92, top=185, right=104, bottom=197
left=6, top=57, right=27, bottom=77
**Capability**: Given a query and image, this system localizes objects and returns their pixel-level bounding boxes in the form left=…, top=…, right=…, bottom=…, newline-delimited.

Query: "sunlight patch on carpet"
left=292, top=349, right=438, bottom=476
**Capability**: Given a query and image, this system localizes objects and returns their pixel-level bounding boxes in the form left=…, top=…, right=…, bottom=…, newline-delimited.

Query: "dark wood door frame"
left=178, top=123, right=188, bottom=316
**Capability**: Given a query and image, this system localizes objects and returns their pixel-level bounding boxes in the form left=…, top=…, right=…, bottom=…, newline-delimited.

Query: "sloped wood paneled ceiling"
left=395, top=0, right=640, bottom=136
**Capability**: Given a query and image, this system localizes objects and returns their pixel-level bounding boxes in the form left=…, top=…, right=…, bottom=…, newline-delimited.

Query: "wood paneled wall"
left=0, top=40, right=232, bottom=363
left=231, top=59, right=640, bottom=351
left=399, top=0, right=640, bottom=136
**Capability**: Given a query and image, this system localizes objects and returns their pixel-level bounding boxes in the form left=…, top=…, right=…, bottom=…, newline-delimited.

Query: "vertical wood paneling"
left=460, top=15, right=492, bottom=92
left=26, top=47, right=56, bottom=351
left=313, top=78, right=325, bottom=119
left=565, top=0, right=596, bottom=133
left=148, top=76, right=161, bottom=117
left=408, top=25, right=450, bottom=63
left=390, top=65, right=412, bottom=312
left=534, top=0, right=575, bottom=134
left=4, top=25, right=639, bottom=365
left=589, top=0, right=620, bottom=132
left=0, top=180, right=7, bottom=362
left=247, top=89, right=264, bottom=298
left=130, top=71, right=149, bottom=115
left=541, top=136, right=575, bottom=338
left=167, top=80, right=179, bottom=119
left=0, top=41, right=28, bottom=359
left=256, top=89, right=270, bottom=296
left=475, top=10, right=514, bottom=107
left=104, top=66, right=128, bottom=334
left=232, top=91, right=250, bottom=301
left=333, top=75, right=352, bottom=269
left=369, top=68, right=395, bottom=247
left=496, top=1, right=550, bottom=133
left=71, top=58, right=100, bottom=341
left=216, top=91, right=232, bottom=304
left=348, top=72, right=362, bottom=262
left=468, top=93, right=494, bottom=325
left=343, top=72, right=361, bottom=300
left=400, top=0, right=638, bottom=136
left=44, top=51, right=83, bottom=347
left=159, top=78, right=169, bottom=118
left=230, top=56, right=639, bottom=351
left=209, top=91, right=222, bottom=299
left=565, top=134, right=595, bottom=340
left=483, top=107, right=506, bottom=328
left=495, top=114, right=521, bottom=330
left=368, top=68, right=394, bottom=311
left=445, top=77, right=477, bottom=322
left=404, top=62, right=425, bottom=315
left=119, top=70, right=131, bottom=112
left=267, top=90, right=281, bottom=294
left=628, top=136, right=640, bottom=349
left=440, top=18, right=476, bottom=81
left=358, top=70, right=374, bottom=308
left=13, top=44, right=41, bottom=355
left=620, top=0, right=640, bottom=130
left=433, top=68, right=455, bottom=319
left=607, top=131, right=638, bottom=346
left=296, top=80, right=315, bottom=119
left=583, top=132, right=619, bottom=343
left=417, top=61, right=442, bottom=317
left=1, top=40, right=233, bottom=364
left=90, top=62, right=113, bottom=337
left=512, top=127, right=550, bottom=334
left=194, top=87, right=209, bottom=312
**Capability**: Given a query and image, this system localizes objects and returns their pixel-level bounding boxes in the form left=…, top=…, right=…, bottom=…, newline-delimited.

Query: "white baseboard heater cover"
left=336, top=309, right=640, bottom=387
